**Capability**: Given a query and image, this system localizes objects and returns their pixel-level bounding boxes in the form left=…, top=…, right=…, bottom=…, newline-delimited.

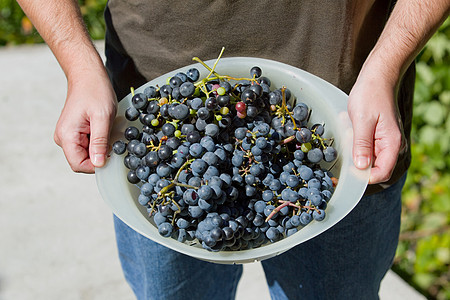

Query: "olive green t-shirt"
left=104, top=0, right=413, bottom=195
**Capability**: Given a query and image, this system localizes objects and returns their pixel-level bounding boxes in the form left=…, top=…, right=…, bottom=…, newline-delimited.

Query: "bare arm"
left=349, top=0, right=449, bottom=184
left=17, top=0, right=117, bottom=173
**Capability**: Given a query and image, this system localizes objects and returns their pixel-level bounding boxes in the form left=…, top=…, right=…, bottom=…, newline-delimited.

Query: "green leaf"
left=440, top=91, right=450, bottom=105
left=418, top=125, right=441, bottom=144
left=413, top=272, right=436, bottom=290
left=423, top=102, right=446, bottom=126
left=416, top=62, right=435, bottom=86
left=436, top=247, right=450, bottom=265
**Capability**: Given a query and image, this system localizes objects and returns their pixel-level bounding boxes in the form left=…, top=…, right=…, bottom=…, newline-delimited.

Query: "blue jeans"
left=114, top=174, right=406, bottom=300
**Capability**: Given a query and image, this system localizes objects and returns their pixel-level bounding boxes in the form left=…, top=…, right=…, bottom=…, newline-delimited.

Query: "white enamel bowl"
left=95, top=57, right=370, bottom=264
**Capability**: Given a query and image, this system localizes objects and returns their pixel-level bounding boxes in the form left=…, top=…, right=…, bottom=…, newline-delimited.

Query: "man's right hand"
left=16, top=0, right=116, bottom=173
left=54, top=68, right=117, bottom=173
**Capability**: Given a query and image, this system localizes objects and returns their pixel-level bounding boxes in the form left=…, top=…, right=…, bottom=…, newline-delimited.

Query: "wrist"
left=357, top=51, right=401, bottom=91
left=62, top=42, right=107, bottom=83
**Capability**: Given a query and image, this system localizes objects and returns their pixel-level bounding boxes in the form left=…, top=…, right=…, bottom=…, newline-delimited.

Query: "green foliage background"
left=394, top=19, right=450, bottom=300
left=1, top=0, right=449, bottom=298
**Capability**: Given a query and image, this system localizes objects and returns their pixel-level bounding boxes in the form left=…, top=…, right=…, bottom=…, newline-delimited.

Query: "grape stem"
left=170, top=200, right=181, bottom=226
left=265, top=201, right=290, bottom=222
left=281, top=135, right=296, bottom=145
left=281, top=87, right=298, bottom=129
left=206, top=47, right=225, bottom=80
left=157, top=158, right=198, bottom=199
left=147, top=199, right=158, bottom=217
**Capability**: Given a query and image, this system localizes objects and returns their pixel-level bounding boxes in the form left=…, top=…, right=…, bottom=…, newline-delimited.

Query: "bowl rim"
left=95, top=56, right=370, bottom=264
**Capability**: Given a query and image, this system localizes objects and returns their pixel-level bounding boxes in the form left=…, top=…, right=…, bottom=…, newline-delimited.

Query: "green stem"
left=205, top=47, right=225, bottom=80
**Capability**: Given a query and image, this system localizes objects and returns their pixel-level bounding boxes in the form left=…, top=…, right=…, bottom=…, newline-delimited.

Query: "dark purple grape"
left=144, top=86, right=157, bottom=98
left=296, top=128, right=312, bottom=143
left=246, top=105, right=259, bottom=118
left=131, top=93, right=148, bottom=110
left=112, top=140, right=127, bottom=155
left=159, top=85, right=172, bottom=98
left=307, top=148, right=323, bottom=163
left=293, top=103, right=309, bottom=121
left=186, top=68, right=200, bottom=82
left=205, top=97, right=218, bottom=110
left=125, top=106, right=140, bottom=121
left=197, top=107, right=210, bottom=120
left=186, top=130, right=201, bottom=143
left=133, top=142, right=147, bottom=158
left=158, top=145, right=172, bottom=160
left=166, top=137, right=181, bottom=150
left=124, top=126, right=140, bottom=141
left=146, top=100, right=159, bottom=114
left=171, top=87, right=182, bottom=100
left=169, top=76, right=182, bottom=88
left=205, top=124, right=219, bottom=137
left=158, top=222, right=173, bottom=237
left=161, top=123, right=176, bottom=136
left=159, top=104, right=169, bottom=118
left=175, top=72, right=188, bottom=83
left=144, top=151, right=159, bottom=167
left=179, top=82, right=195, bottom=98
left=250, top=66, right=262, bottom=78
left=217, top=95, right=230, bottom=107
left=196, top=118, right=207, bottom=131
left=257, top=76, right=271, bottom=86
left=311, top=123, right=325, bottom=136
left=127, top=170, right=140, bottom=184
left=181, top=124, right=195, bottom=135
left=141, top=113, right=155, bottom=126
left=269, top=91, right=281, bottom=105
left=323, top=146, right=337, bottom=162
left=241, top=89, right=256, bottom=102
left=249, top=84, right=263, bottom=97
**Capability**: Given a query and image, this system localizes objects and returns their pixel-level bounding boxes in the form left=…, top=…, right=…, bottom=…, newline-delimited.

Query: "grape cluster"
left=112, top=61, right=338, bottom=252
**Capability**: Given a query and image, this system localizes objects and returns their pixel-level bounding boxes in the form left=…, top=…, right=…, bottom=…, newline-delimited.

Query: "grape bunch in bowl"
left=111, top=52, right=339, bottom=252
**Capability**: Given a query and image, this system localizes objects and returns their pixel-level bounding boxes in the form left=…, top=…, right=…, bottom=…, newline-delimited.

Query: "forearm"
left=16, top=0, right=106, bottom=81
left=361, top=0, right=450, bottom=86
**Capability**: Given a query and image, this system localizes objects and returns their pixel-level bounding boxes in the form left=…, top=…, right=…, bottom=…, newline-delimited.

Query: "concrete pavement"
left=0, top=42, right=425, bottom=300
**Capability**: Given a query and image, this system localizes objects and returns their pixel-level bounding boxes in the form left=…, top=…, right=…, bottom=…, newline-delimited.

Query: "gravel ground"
left=0, top=42, right=425, bottom=300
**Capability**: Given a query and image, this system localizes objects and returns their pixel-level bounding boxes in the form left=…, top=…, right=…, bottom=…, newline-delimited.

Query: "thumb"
left=89, top=114, right=112, bottom=168
left=352, top=116, right=374, bottom=170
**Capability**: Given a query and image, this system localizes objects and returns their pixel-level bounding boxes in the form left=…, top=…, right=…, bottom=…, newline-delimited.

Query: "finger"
left=368, top=134, right=402, bottom=184
left=369, top=157, right=395, bottom=184
left=89, top=112, right=112, bottom=168
left=60, top=133, right=95, bottom=173
left=351, top=114, right=374, bottom=170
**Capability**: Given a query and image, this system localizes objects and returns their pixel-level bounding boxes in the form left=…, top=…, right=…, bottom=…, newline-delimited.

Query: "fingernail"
left=355, top=155, right=370, bottom=169
left=93, top=154, right=105, bottom=167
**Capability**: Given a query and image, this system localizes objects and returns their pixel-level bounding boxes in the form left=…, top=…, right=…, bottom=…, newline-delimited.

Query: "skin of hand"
left=348, top=72, right=403, bottom=184
left=17, top=0, right=117, bottom=173
left=349, top=0, right=449, bottom=184
left=53, top=68, right=117, bottom=173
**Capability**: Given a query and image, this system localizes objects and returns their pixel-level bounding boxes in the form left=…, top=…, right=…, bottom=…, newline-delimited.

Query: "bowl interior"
left=95, top=57, right=369, bottom=264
